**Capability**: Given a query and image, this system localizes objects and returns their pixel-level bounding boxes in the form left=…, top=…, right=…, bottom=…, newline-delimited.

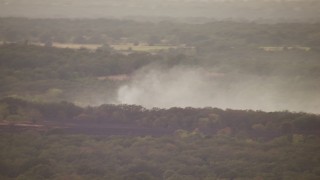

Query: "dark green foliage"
left=0, top=133, right=319, bottom=179
left=0, top=44, right=159, bottom=80
left=1, top=98, right=319, bottom=179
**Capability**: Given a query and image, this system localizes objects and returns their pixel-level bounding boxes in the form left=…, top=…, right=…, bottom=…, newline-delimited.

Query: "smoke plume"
left=116, top=65, right=320, bottom=113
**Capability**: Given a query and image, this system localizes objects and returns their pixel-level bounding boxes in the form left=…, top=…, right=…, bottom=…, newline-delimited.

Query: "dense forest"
left=0, top=97, right=320, bottom=179
left=1, top=97, right=320, bottom=136
left=0, top=132, right=320, bottom=179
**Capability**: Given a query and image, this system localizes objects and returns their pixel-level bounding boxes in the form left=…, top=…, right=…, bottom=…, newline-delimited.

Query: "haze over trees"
left=1, top=18, right=320, bottom=112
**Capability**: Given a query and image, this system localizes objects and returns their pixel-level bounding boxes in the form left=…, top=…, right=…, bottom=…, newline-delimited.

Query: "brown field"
left=110, top=43, right=179, bottom=52
left=52, top=43, right=102, bottom=50
left=1, top=41, right=192, bottom=53
left=260, top=46, right=311, bottom=52
left=30, top=42, right=178, bottom=52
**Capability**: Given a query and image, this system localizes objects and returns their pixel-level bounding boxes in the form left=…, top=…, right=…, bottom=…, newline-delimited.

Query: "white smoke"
left=117, top=65, right=320, bottom=113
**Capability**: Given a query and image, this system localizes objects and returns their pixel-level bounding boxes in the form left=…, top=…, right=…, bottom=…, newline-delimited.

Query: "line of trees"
left=1, top=97, right=320, bottom=140
left=1, top=18, right=320, bottom=49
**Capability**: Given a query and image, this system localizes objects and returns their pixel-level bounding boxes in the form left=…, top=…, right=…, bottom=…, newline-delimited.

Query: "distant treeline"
left=1, top=97, right=320, bottom=140
left=1, top=18, right=320, bottom=49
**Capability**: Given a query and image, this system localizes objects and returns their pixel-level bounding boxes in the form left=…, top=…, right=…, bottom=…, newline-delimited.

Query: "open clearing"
left=28, top=42, right=179, bottom=52
left=52, top=43, right=102, bottom=50
left=110, top=43, right=179, bottom=52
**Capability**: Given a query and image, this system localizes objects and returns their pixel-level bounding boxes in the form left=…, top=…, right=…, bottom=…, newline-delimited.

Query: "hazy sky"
left=0, top=0, right=319, bottom=21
